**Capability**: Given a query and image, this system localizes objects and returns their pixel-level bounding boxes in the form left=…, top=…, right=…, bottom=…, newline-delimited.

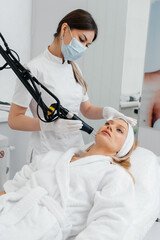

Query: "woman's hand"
left=0, top=191, right=6, bottom=196
left=40, top=118, right=83, bottom=133
left=103, top=107, right=137, bottom=126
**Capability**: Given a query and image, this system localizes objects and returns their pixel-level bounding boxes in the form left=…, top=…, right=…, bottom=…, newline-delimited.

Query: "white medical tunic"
left=12, top=49, right=89, bottom=161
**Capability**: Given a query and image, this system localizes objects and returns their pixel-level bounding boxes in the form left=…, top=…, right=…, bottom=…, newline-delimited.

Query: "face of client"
left=93, top=119, right=129, bottom=157
left=71, top=119, right=129, bottom=162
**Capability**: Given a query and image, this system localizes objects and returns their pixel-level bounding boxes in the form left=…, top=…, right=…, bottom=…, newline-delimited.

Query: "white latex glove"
left=40, top=118, right=83, bottom=133
left=103, top=106, right=137, bottom=126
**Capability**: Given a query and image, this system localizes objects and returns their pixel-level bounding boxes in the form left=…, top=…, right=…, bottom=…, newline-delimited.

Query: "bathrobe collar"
left=70, top=154, right=111, bottom=167
left=54, top=147, right=112, bottom=208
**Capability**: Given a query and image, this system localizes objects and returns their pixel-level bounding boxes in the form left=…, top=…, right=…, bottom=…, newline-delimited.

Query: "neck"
left=71, top=144, right=114, bottom=163
left=48, top=38, right=64, bottom=60
left=84, top=144, right=112, bottom=157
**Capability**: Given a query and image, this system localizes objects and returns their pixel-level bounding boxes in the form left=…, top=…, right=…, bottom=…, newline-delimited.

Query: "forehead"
left=108, top=119, right=128, bottom=129
left=73, top=29, right=95, bottom=40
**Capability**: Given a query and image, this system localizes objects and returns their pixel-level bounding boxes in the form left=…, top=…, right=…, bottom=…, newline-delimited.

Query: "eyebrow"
left=106, top=120, right=127, bottom=131
left=82, top=33, right=87, bottom=41
left=82, top=33, right=92, bottom=45
left=117, top=124, right=127, bottom=131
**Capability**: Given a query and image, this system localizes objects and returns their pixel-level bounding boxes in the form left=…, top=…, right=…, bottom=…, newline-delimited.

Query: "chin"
left=95, top=134, right=110, bottom=147
left=96, top=132, right=109, bottom=141
left=95, top=134, right=118, bottom=155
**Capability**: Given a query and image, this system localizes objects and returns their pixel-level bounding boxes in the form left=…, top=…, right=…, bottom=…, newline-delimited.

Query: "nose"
left=106, top=125, right=112, bottom=132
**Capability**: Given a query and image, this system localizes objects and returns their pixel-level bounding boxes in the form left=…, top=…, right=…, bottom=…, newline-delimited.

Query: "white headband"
left=116, top=123, right=134, bottom=158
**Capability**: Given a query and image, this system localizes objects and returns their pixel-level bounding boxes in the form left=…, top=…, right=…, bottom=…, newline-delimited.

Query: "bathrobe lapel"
left=70, top=155, right=111, bottom=167
left=54, top=148, right=79, bottom=208
left=54, top=148, right=112, bottom=208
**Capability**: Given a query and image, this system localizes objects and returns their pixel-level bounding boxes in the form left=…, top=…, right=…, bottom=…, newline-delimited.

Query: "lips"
left=102, top=130, right=111, bottom=137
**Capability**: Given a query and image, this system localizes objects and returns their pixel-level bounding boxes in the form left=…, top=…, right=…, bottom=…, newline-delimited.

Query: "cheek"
left=74, top=35, right=79, bottom=41
left=64, top=36, right=71, bottom=45
left=116, top=134, right=126, bottom=149
left=63, top=30, right=72, bottom=45
left=95, top=133, right=100, bottom=143
left=95, top=130, right=101, bottom=138
left=97, top=127, right=103, bottom=133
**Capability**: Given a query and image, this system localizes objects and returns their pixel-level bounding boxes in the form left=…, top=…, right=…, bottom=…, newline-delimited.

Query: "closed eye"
left=79, top=37, right=85, bottom=42
left=117, top=128, right=123, bottom=134
left=79, top=37, right=89, bottom=48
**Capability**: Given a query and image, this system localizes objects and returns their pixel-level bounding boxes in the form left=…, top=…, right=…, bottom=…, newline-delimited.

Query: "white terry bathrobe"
left=0, top=147, right=135, bottom=240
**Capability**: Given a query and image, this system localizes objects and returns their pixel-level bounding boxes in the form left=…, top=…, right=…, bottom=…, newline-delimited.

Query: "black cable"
left=5, top=49, right=20, bottom=69
left=36, top=92, right=47, bottom=123
left=0, top=63, right=8, bottom=70
left=0, top=32, right=19, bottom=70
left=0, top=33, right=56, bottom=121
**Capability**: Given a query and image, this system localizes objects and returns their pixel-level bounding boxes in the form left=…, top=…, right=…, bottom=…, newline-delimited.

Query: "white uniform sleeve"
left=74, top=166, right=135, bottom=240
left=12, top=78, right=32, bottom=107
left=3, top=159, right=38, bottom=193
left=12, top=63, right=37, bottom=108
left=82, top=92, right=89, bottom=102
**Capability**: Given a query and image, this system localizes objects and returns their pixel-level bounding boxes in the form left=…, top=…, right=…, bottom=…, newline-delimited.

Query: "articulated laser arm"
left=0, top=33, right=94, bottom=135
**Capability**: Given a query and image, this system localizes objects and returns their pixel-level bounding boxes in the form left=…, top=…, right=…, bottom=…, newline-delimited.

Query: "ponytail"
left=69, top=61, right=88, bottom=94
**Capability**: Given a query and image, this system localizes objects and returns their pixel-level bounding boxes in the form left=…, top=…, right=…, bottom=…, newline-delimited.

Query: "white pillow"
left=124, top=146, right=160, bottom=240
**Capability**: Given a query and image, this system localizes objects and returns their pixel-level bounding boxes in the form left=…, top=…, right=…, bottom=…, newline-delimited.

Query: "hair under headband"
left=116, top=123, right=134, bottom=158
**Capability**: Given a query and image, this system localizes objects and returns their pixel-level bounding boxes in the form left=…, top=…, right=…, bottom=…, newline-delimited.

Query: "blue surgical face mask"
left=61, top=27, right=87, bottom=61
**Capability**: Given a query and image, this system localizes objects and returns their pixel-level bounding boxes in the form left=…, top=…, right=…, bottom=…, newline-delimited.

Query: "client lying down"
left=0, top=117, right=136, bottom=240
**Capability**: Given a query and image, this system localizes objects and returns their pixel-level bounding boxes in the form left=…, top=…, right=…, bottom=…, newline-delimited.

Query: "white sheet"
left=124, top=146, right=160, bottom=240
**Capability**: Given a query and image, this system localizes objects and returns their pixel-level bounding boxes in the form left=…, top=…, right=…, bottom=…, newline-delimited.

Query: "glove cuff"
left=40, top=120, right=54, bottom=131
left=103, top=106, right=115, bottom=119
left=102, top=107, right=108, bottom=119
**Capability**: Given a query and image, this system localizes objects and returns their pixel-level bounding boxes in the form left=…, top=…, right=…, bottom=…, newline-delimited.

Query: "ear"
left=60, top=23, right=68, bottom=38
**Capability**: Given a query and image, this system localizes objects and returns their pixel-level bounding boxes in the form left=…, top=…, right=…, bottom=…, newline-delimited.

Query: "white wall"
left=0, top=0, right=32, bottom=102
left=0, top=0, right=32, bottom=177
left=121, top=0, right=151, bottom=96
left=81, top=0, right=129, bottom=143
left=83, top=0, right=128, bottom=109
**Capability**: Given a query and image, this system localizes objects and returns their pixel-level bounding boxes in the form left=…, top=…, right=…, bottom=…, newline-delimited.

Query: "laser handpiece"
left=49, top=104, right=96, bottom=136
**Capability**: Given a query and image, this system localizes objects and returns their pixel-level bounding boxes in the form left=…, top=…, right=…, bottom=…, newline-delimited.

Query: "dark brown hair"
left=54, top=9, right=98, bottom=41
